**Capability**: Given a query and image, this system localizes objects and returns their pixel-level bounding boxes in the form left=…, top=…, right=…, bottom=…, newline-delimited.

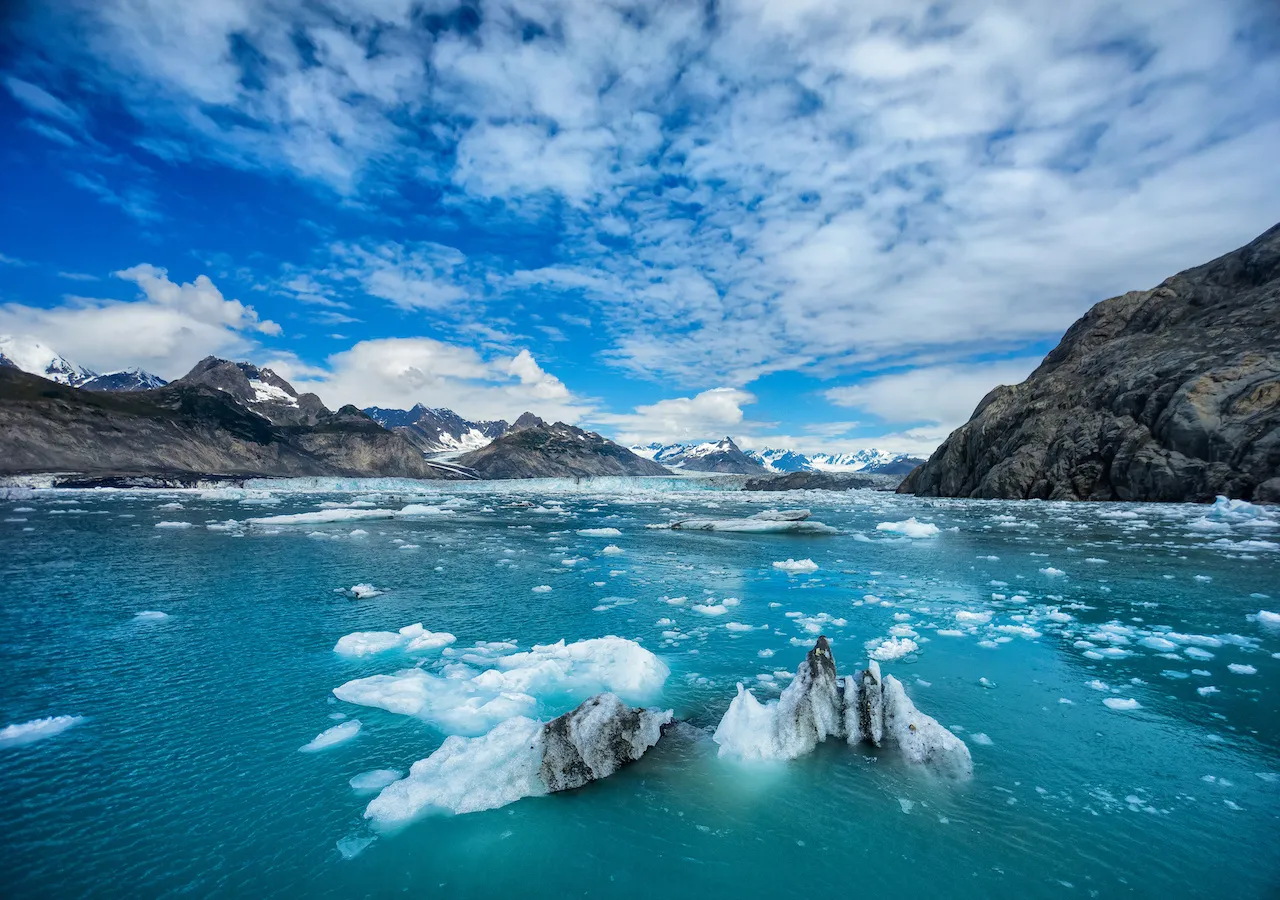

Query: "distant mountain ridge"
left=633, top=440, right=923, bottom=475
left=364, top=404, right=508, bottom=455
left=0, top=334, right=167, bottom=392
left=460, top=413, right=669, bottom=478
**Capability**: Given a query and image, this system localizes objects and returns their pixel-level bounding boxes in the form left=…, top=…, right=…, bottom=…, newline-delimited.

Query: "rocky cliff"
left=900, top=224, right=1280, bottom=502
left=0, top=367, right=446, bottom=480
left=458, top=413, right=670, bottom=478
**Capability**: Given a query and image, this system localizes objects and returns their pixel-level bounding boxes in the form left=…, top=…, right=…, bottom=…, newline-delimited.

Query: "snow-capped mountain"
left=0, top=334, right=97, bottom=386
left=174, top=357, right=330, bottom=426
left=81, top=368, right=169, bottom=392
left=0, top=334, right=167, bottom=391
left=631, top=437, right=762, bottom=473
left=634, top=439, right=923, bottom=475
left=364, top=404, right=508, bottom=456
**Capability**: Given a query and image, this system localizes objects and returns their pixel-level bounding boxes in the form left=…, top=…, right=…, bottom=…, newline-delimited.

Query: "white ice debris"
left=346, top=584, right=383, bottom=599
left=668, top=509, right=837, bottom=534
left=772, top=558, right=818, bottom=574
left=881, top=675, right=974, bottom=778
left=1102, top=698, right=1141, bottom=711
left=334, top=637, right=668, bottom=736
left=1039, top=567, right=1065, bottom=577
left=154, top=521, right=194, bottom=529
left=333, top=624, right=456, bottom=657
left=875, top=518, right=940, bottom=538
left=299, top=720, right=361, bottom=752
left=577, top=528, right=622, bottom=537
left=600, top=545, right=625, bottom=555
left=869, top=637, right=918, bottom=661
left=532, top=585, right=552, bottom=593
left=1228, top=663, right=1257, bottom=675
left=1256, top=610, right=1280, bottom=628
left=134, top=610, right=169, bottom=621
left=0, top=715, right=85, bottom=748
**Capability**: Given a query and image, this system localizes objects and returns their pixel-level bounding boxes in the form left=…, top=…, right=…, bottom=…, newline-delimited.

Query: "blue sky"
left=1, top=0, right=1278, bottom=454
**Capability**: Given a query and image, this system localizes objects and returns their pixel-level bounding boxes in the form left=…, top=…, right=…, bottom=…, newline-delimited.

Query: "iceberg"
left=875, top=518, right=940, bottom=538
left=299, top=720, right=361, bottom=752
left=333, top=623, right=456, bottom=657
left=365, top=692, right=671, bottom=823
left=666, top=509, right=837, bottom=534
left=714, top=637, right=972, bottom=778
left=772, top=558, right=819, bottom=574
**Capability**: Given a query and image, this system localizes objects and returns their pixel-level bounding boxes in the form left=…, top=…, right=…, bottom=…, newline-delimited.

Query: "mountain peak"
left=0, top=333, right=97, bottom=387
left=511, top=411, right=546, bottom=431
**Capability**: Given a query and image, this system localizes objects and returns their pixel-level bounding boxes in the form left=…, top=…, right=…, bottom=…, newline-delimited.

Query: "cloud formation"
left=5, top=0, right=1279, bottom=449
left=0, top=266, right=279, bottom=379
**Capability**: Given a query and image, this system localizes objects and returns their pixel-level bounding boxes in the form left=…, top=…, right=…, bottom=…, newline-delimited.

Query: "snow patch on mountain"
left=0, top=334, right=97, bottom=386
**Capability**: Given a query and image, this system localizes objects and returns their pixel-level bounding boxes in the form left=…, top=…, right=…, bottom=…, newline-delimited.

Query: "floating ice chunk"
left=875, top=518, right=940, bottom=538
left=1087, top=680, right=1110, bottom=691
left=994, top=624, right=1041, bottom=639
left=366, top=694, right=669, bottom=823
left=335, top=637, right=668, bottom=736
left=300, top=720, right=361, bottom=752
left=869, top=637, right=918, bottom=661
left=350, top=769, right=403, bottom=793
left=600, top=545, right=625, bottom=555
left=714, top=637, right=842, bottom=761
left=367, top=717, right=544, bottom=822
left=0, top=715, right=84, bottom=748
left=693, top=603, right=731, bottom=616
left=247, top=509, right=395, bottom=526
left=1255, top=610, right=1280, bottom=628
left=398, top=504, right=453, bottom=517
left=154, top=521, right=194, bottom=529
left=1198, top=686, right=1219, bottom=696
left=969, top=733, right=993, bottom=745
left=725, top=622, right=757, bottom=632
left=1140, top=636, right=1178, bottom=652
left=773, top=558, right=818, bottom=574
left=334, top=624, right=455, bottom=657
left=955, top=610, right=991, bottom=624
left=346, top=584, right=383, bottom=599
left=157, top=502, right=184, bottom=510
left=668, top=509, right=837, bottom=534
left=532, top=585, right=551, bottom=593
left=577, top=528, right=622, bottom=537
left=1228, top=664, right=1257, bottom=675
left=134, top=610, right=169, bottom=621
left=881, top=675, right=974, bottom=778
left=1102, top=698, right=1141, bottom=711
left=1184, top=647, right=1215, bottom=661
left=1039, top=567, right=1065, bottom=577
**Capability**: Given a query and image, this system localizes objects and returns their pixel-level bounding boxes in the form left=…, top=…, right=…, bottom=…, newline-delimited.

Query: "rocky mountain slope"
left=175, top=357, right=328, bottom=427
left=459, top=413, right=670, bottom=479
left=364, top=404, right=508, bottom=454
left=0, top=365, right=447, bottom=481
left=81, top=368, right=169, bottom=391
left=900, top=223, right=1280, bottom=502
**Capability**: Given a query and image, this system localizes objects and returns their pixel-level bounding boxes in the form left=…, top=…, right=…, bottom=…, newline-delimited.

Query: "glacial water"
left=1, top=478, right=1278, bottom=898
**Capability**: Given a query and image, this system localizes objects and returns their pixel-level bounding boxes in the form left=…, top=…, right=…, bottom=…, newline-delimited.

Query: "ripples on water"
left=1, top=478, right=1277, bottom=898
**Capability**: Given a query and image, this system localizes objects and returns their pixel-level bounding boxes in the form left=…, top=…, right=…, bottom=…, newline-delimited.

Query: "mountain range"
left=0, top=332, right=923, bottom=484
left=633, top=440, right=924, bottom=475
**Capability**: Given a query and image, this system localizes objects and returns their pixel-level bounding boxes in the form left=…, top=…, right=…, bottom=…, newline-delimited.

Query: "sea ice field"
left=1, top=476, right=1278, bottom=898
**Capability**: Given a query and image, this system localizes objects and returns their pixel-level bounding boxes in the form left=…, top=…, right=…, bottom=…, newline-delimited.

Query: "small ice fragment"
left=1197, top=686, right=1219, bottom=696
left=336, top=834, right=375, bottom=859
left=300, top=720, right=361, bottom=752
left=349, top=769, right=403, bottom=793
left=1039, top=567, right=1065, bottom=577
left=577, top=528, right=622, bottom=537
left=875, top=519, right=939, bottom=538
left=134, top=610, right=169, bottom=621
left=1227, top=663, right=1257, bottom=675
left=1102, top=698, right=1141, bottom=711
left=970, top=733, right=993, bottom=745
left=897, top=798, right=915, bottom=814
left=532, top=585, right=552, bottom=593
left=772, top=558, right=818, bottom=574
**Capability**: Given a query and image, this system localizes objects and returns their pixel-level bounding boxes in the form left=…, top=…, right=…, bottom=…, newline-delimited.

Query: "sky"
left=1, top=0, right=1278, bottom=456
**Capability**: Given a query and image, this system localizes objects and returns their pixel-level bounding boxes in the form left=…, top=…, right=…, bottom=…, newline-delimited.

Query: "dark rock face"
left=174, top=356, right=329, bottom=427
left=744, top=471, right=879, bottom=491
left=0, top=368, right=447, bottom=480
left=458, top=414, right=670, bottom=478
left=681, top=437, right=766, bottom=474
left=364, top=404, right=508, bottom=454
left=539, top=693, right=672, bottom=793
left=901, top=224, right=1280, bottom=501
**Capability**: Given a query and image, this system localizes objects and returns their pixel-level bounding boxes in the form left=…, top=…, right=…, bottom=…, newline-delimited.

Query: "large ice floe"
left=0, top=714, right=85, bottom=749
left=333, top=636, right=669, bottom=735
left=662, top=509, right=837, bottom=535
left=713, top=637, right=973, bottom=779
left=364, top=693, right=672, bottom=824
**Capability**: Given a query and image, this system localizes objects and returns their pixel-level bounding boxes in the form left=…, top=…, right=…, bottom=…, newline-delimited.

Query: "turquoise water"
left=1, top=478, right=1278, bottom=898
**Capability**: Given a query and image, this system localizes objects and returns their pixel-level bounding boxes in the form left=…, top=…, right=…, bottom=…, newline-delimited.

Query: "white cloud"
left=825, top=357, right=1042, bottom=429
left=288, top=338, right=590, bottom=423
left=329, top=241, right=471, bottom=311
left=3, top=76, right=82, bottom=126
left=591, top=387, right=756, bottom=446
left=0, top=266, right=279, bottom=379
